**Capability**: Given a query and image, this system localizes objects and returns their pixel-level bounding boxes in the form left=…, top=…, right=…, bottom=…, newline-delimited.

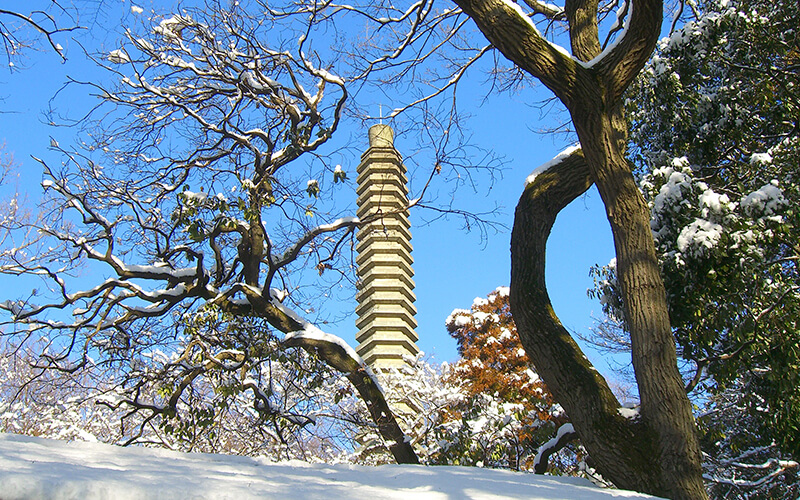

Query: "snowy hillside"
left=0, top=433, right=662, bottom=500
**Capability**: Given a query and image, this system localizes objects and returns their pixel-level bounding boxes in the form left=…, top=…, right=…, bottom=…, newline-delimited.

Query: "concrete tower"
left=355, top=124, right=419, bottom=369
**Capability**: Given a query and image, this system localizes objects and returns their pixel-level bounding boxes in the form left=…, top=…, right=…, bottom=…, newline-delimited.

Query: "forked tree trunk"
left=451, top=0, right=707, bottom=496
left=511, top=129, right=705, bottom=499
left=511, top=152, right=659, bottom=490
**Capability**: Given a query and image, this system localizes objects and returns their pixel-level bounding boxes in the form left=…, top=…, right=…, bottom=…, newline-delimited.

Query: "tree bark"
left=283, top=334, right=420, bottom=465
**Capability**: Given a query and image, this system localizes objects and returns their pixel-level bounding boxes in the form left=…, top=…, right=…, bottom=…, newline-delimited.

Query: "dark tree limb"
left=261, top=299, right=419, bottom=465
left=0, top=7, right=81, bottom=62
left=283, top=333, right=419, bottom=465
left=452, top=0, right=580, bottom=106
left=510, top=149, right=659, bottom=492
left=534, top=424, right=579, bottom=474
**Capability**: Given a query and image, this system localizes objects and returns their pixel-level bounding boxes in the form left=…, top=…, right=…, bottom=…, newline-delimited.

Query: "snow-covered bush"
left=700, top=378, right=800, bottom=500
left=2, top=288, right=586, bottom=475
left=0, top=339, right=121, bottom=443
left=432, top=288, right=580, bottom=474
left=0, top=327, right=362, bottom=462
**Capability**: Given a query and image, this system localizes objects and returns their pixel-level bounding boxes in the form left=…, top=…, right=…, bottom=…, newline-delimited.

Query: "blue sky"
left=0, top=0, right=617, bottom=374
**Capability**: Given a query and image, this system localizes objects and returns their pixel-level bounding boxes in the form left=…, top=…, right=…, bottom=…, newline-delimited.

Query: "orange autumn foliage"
left=441, top=287, right=567, bottom=469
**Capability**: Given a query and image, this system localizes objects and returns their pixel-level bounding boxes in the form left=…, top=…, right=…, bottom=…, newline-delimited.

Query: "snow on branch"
left=498, top=0, right=543, bottom=33
left=90, top=9, right=350, bottom=174
left=276, top=299, right=417, bottom=464
left=520, top=0, right=566, bottom=19
left=525, top=144, right=582, bottom=187
left=533, top=423, right=578, bottom=473
left=276, top=297, right=371, bottom=377
left=705, top=459, right=799, bottom=489
left=575, top=0, right=633, bottom=69
left=272, top=216, right=360, bottom=270
left=0, top=6, right=83, bottom=64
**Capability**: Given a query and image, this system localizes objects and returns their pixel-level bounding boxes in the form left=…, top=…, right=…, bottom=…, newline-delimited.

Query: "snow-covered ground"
left=0, top=433, right=662, bottom=500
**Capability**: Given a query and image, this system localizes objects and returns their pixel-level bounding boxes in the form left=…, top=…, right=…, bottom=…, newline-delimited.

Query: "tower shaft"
left=355, top=124, right=419, bottom=368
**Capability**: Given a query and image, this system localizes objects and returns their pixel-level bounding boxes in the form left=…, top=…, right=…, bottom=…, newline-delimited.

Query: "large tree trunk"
left=451, top=0, right=707, bottom=496
left=511, top=148, right=704, bottom=498
left=511, top=152, right=657, bottom=489
left=572, top=101, right=706, bottom=499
